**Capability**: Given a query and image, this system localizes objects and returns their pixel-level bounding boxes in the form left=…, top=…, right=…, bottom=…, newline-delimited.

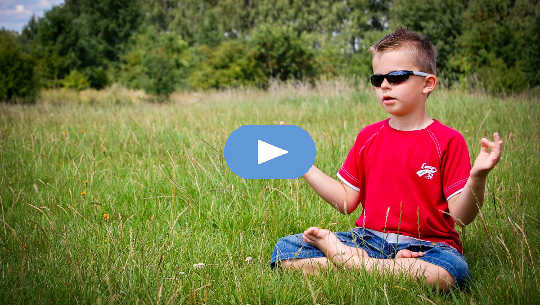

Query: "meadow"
left=0, top=81, right=538, bottom=304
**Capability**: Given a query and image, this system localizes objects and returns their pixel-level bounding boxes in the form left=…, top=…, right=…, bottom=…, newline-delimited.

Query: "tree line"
left=1, top=0, right=538, bottom=102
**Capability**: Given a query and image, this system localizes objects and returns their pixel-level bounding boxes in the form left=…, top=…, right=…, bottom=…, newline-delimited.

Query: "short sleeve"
left=441, top=134, right=471, bottom=200
left=337, top=133, right=364, bottom=192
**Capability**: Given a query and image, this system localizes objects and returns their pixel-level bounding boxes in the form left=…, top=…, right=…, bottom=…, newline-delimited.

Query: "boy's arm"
left=303, top=165, right=362, bottom=214
left=448, top=133, right=503, bottom=225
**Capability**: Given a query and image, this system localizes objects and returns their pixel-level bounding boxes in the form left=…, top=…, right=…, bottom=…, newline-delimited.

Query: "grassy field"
left=0, top=81, right=539, bottom=304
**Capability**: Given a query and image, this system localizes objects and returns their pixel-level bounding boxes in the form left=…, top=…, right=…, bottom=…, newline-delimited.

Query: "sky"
left=0, top=0, right=64, bottom=32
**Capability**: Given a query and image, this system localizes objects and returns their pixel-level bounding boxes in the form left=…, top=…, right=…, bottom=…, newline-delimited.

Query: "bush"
left=188, top=40, right=265, bottom=90
left=117, top=27, right=189, bottom=99
left=250, top=24, right=319, bottom=83
left=476, top=52, right=528, bottom=94
left=83, top=66, right=109, bottom=89
left=61, top=70, right=90, bottom=90
left=0, top=30, right=38, bottom=103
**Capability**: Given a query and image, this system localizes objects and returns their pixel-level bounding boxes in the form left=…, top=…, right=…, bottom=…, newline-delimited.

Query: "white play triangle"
left=258, top=140, right=288, bottom=164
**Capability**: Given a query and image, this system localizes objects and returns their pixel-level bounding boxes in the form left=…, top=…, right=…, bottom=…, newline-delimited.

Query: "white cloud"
left=0, top=0, right=64, bottom=32
left=37, top=0, right=52, bottom=9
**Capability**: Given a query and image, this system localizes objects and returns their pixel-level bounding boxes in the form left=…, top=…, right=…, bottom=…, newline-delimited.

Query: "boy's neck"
left=388, top=114, right=433, bottom=131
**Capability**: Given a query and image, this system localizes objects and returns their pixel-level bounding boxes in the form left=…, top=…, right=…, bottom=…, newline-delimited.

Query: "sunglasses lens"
left=370, top=71, right=417, bottom=87
left=370, top=75, right=384, bottom=87
left=386, top=72, right=410, bottom=85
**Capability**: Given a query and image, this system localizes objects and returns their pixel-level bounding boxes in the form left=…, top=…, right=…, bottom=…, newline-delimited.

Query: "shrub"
left=476, top=52, right=528, bottom=94
left=250, top=24, right=319, bottom=83
left=83, top=66, right=109, bottom=89
left=117, top=27, right=189, bottom=100
left=61, top=70, right=90, bottom=91
left=0, top=30, right=38, bottom=103
left=188, top=40, right=265, bottom=90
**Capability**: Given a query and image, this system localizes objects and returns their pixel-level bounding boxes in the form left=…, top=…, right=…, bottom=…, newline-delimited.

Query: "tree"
left=0, top=30, right=38, bottom=103
left=24, top=0, right=143, bottom=89
left=452, top=0, right=539, bottom=93
left=390, top=0, right=468, bottom=83
left=188, top=40, right=265, bottom=89
left=250, top=24, right=319, bottom=83
left=118, top=26, right=189, bottom=98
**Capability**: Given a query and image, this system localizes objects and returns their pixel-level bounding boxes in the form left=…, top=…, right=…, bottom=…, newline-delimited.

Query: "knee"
left=426, top=267, right=454, bottom=291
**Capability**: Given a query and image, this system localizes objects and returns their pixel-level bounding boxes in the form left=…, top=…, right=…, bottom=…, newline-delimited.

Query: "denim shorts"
left=270, top=228, right=471, bottom=288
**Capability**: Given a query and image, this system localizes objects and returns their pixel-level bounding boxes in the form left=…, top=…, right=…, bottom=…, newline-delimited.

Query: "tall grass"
left=0, top=81, right=538, bottom=304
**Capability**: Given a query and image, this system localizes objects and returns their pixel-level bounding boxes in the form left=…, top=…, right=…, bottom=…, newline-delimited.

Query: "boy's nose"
left=380, top=78, right=392, bottom=88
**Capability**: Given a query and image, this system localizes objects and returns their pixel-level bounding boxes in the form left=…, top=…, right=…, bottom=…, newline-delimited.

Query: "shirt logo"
left=416, top=163, right=437, bottom=180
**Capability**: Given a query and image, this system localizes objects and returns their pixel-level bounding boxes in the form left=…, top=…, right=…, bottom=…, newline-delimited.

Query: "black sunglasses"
left=370, top=70, right=429, bottom=87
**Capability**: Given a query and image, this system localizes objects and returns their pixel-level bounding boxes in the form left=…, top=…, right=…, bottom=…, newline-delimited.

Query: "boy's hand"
left=471, top=132, right=503, bottom=178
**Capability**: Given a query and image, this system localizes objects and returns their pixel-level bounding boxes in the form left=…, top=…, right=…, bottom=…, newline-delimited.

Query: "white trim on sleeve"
left=446, top=187, right=464, bottom=201
left=336, top=172, right=360, bottom=192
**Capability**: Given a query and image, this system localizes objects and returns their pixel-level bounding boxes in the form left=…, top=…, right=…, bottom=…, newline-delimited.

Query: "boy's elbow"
left=341, top=200, right=359, bottom=215
left=451, top=212, right=474, bottom=227
left=461, top=216, right=475, bottom=226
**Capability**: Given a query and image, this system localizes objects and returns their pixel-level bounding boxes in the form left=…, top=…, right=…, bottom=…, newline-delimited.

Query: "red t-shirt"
left=337, top=119, right=471, bottom=253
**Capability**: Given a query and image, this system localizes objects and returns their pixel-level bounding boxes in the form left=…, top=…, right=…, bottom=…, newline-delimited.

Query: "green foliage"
left=475, top=54, right=528, bottom=94
left=0, top=30, right=38, bottom=103
left=23, top=0, right=142, bottom=89
left=450, top=0, right=539, bottom=93
left=250, top=24, right=319, bottom=83
left=61, top=70, right=90, bottom=91
left=83, top=66, right=109, bottom=90
left=188, top=41, right=265, bottom=90
left=118, top=27, right=189, bottom=98
left=189, top=25, right=321, bottom=90
left=315, top=30, right=383, bottom=80
left=390, top=0, right=467, bottom=84
left=12, top=0, right=540, bottom=95
left=161, top=0, right=390, bottom=49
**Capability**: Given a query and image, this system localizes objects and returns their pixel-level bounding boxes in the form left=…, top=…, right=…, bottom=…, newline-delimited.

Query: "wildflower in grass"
left=193, top=263, right=205, bottom=269
left=103, top=213, right=110, bottom=221
left=245, top=256, right=253, bottom=263
left=84, top=180, right=88, bottom=185
left=81, top=191, right=86, bottom=196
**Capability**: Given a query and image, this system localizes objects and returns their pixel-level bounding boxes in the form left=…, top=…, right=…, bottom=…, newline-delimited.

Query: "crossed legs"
left=278, top=227, right=455, bottom=291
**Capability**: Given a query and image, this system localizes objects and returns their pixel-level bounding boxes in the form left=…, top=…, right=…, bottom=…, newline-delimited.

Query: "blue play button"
left=224, top=125, right=316, bottom=179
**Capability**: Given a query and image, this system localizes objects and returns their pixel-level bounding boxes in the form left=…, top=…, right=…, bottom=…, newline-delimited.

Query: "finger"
left=493, top=132, right=500, bottom=142
left=493, top=132, right=503, bottom=150
left=480, top=138, right=490, bottom=153
left=490, top=132, right=503, bottom=158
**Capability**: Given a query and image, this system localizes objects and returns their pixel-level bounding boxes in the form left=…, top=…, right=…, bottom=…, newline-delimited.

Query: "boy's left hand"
left=471, top=132, right=503, bottom=178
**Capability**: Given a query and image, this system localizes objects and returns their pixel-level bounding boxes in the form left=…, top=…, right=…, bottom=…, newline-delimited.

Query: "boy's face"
left=371, top=48, right=436, bottom=118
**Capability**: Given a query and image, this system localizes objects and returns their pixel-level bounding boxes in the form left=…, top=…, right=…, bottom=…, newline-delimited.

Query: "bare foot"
left=395, top=249, right=425, bottom=259
left=303, top=227, right=340, bottom=256
left=303, top=227, right=367, bottom=263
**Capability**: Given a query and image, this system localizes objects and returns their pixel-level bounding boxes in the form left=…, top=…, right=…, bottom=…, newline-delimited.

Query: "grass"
left=0, top=80, right=539, bottom=304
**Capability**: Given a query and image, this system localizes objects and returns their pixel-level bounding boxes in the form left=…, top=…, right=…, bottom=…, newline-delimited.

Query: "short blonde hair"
left=370, top=28, right=437, bottom=74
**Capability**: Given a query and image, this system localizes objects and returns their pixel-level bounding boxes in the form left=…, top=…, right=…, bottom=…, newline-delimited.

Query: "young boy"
left=270, top=29, right=503, bottom=291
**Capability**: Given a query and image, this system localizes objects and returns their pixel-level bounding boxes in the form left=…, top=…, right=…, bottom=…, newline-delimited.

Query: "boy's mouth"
left=383, top=96, right=396, bottom=104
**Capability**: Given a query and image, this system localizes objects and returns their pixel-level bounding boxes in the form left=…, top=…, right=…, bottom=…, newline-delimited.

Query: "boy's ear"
left=422, top=74, right=437, bottom=94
